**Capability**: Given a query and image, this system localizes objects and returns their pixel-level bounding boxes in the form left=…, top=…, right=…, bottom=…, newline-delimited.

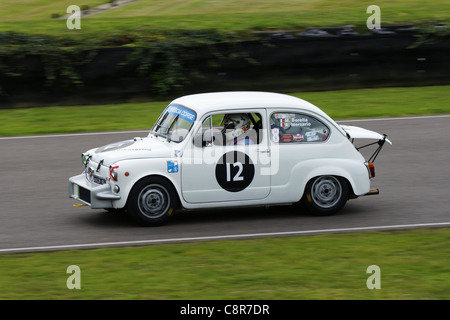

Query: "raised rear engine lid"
left=340, top=125, right=392, bottom=144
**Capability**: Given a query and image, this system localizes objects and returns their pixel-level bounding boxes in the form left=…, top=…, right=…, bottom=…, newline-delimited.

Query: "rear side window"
left=270, top=113, right=330, bottom=143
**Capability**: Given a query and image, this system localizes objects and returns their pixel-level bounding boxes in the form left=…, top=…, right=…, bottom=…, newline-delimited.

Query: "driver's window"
left=194, top=113, right=262, bottom=147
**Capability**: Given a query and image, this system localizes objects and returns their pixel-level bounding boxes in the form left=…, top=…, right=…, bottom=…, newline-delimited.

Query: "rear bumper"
left=68, top=173, right=120, bottom=209
left=350, top=188, right=379, bottom=199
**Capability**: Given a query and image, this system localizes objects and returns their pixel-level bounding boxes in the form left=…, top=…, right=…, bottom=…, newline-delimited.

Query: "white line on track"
left=0, top=114, right=449, bottom=140
left=1, top=222, right=449, bottom=254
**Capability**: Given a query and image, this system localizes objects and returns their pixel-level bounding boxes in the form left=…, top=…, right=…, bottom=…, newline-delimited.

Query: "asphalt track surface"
left=1, top=115, right=449, bottom=253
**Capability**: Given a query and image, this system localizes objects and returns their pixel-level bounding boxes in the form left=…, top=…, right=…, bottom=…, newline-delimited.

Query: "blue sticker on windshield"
left=166, top=105, right=196, bottom=123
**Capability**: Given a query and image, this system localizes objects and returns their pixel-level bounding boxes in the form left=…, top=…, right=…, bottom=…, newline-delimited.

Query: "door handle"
left=257, top=148, right=270, bottom=154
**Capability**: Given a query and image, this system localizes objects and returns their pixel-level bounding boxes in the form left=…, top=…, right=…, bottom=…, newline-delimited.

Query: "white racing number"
left=226, top=162, right=244, bottom=182
left=215, top=151, right=254, bottom=192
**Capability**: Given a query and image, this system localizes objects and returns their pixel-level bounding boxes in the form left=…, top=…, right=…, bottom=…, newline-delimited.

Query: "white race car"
left=69, top=92, right=391, bottom=226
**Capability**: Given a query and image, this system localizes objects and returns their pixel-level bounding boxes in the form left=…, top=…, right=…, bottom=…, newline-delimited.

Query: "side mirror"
left=202, top=130, right=215, bottom=147
left=193, top=128, right=224, bottom=147
left=193, top=129, right=214, bottom=148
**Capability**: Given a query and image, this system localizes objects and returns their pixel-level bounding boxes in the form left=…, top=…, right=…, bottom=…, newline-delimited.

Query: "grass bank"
left=0, top=228, right=448, bottom=299
left=0, top=0, right=448, bottom=36
left=0, top=85, right=448, bottom=137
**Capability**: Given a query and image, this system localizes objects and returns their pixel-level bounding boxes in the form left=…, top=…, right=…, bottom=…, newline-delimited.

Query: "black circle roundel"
left=215, top=151, right=255, bottom=192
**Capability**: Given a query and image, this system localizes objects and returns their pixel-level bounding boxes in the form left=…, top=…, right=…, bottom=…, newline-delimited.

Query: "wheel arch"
left=294, top=161, right=365, bottom=201
left=302, top=173, right=355, bottom=200
left=125, top=173, right=181, bottom=209
left=300, top=174, right=350, bottom=216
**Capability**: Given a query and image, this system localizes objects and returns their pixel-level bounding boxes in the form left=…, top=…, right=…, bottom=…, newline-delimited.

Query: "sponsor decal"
left=279, top=118, right=291, bottom=128
left=166, top=105, right=196, bottom=123
left=293, top=133, right=304, bottom=141
left=280, top=134, right=293, bottom=143
left=290, top=118, right=312, bottom=127
left=305, top=131, right=320, bottom=141
left=174, top=149, right=183, bottom=157
left=274, top=113, right=295, bottom=119
left=167, top=161, right=179, bottom=173
left=271, top=128, right=280, bottom=143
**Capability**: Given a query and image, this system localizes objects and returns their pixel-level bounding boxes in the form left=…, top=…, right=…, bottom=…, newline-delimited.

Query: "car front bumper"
left=68, top=173, right=120, bottom=209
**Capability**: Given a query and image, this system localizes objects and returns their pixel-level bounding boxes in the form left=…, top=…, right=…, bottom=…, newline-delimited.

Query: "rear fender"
left=292, top=159, right=370, bottom=200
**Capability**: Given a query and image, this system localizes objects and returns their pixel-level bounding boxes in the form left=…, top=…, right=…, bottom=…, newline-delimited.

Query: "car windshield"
left=151, top=104, right=197, bottom=143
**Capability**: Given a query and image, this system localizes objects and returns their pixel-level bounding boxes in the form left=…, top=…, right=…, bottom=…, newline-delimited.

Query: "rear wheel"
left=301, top=176, right=349, bottom=216
left=128, top=177, right=178, bottom=226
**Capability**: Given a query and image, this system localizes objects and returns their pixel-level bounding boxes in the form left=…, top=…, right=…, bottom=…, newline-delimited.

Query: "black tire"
left=127, top=176, right=179, bottom=226
left=301, top=176, right=349, bottom=216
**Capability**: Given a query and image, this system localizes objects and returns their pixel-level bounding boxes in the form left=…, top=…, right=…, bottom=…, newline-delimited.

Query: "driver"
left=222, top=113, right=257, bottom=145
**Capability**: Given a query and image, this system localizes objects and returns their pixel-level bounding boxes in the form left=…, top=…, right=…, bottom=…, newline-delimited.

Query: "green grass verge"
left=0, top=228, right=448, bottom=299
left=0, top=0, right=448, bottom=36
left=0, top=85, right=449, bottom=137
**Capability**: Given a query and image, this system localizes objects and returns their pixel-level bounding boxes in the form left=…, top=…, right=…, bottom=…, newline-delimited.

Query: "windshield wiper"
left=152, top=125, right=169, bottom=139
left=153, top=113, right=169, bottom=134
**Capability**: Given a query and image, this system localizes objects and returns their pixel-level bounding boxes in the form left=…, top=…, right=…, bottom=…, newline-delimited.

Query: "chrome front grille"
left=85, top=167, right=107, bottom=185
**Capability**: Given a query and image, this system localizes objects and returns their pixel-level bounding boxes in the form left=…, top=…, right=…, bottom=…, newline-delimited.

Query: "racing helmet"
left=222, top=114, right=252, bottom=140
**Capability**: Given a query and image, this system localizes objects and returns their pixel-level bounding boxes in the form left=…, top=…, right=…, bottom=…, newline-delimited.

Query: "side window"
left=270, top=113, right=330, bottom=143
left=193, top=116, right=214, bottom=147
left=194, top=112, right=262, bottom=147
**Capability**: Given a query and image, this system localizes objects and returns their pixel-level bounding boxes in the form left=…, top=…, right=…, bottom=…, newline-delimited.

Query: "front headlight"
left=109, top=165, right=119, bottom=182
left=85, top=166, right=94, bottom=183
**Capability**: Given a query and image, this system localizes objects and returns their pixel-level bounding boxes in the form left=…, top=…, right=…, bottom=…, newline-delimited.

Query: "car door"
left=181, top=110, right=271, bottom=203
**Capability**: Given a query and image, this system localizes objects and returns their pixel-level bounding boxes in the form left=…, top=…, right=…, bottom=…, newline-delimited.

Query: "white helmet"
left=222, top=114, right=252, bottom=140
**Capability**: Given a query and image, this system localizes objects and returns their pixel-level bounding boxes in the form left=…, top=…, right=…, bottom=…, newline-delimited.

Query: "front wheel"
left=301, top=176, right=349, bottom=216
left=128, top=177, right=178, bottom=226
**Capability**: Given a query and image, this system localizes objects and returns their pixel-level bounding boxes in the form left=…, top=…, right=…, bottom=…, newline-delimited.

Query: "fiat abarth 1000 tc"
left=69, top=92, right=391, bottom=226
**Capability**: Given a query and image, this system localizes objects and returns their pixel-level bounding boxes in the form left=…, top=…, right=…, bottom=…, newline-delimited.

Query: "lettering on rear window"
left=270, top=113, right=330, bottom=143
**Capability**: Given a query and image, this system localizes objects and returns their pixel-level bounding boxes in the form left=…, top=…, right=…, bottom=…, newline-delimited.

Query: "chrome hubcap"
left=311, top=176, right=342, bottom=208
left=138, top=184, right=170, bottom=219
